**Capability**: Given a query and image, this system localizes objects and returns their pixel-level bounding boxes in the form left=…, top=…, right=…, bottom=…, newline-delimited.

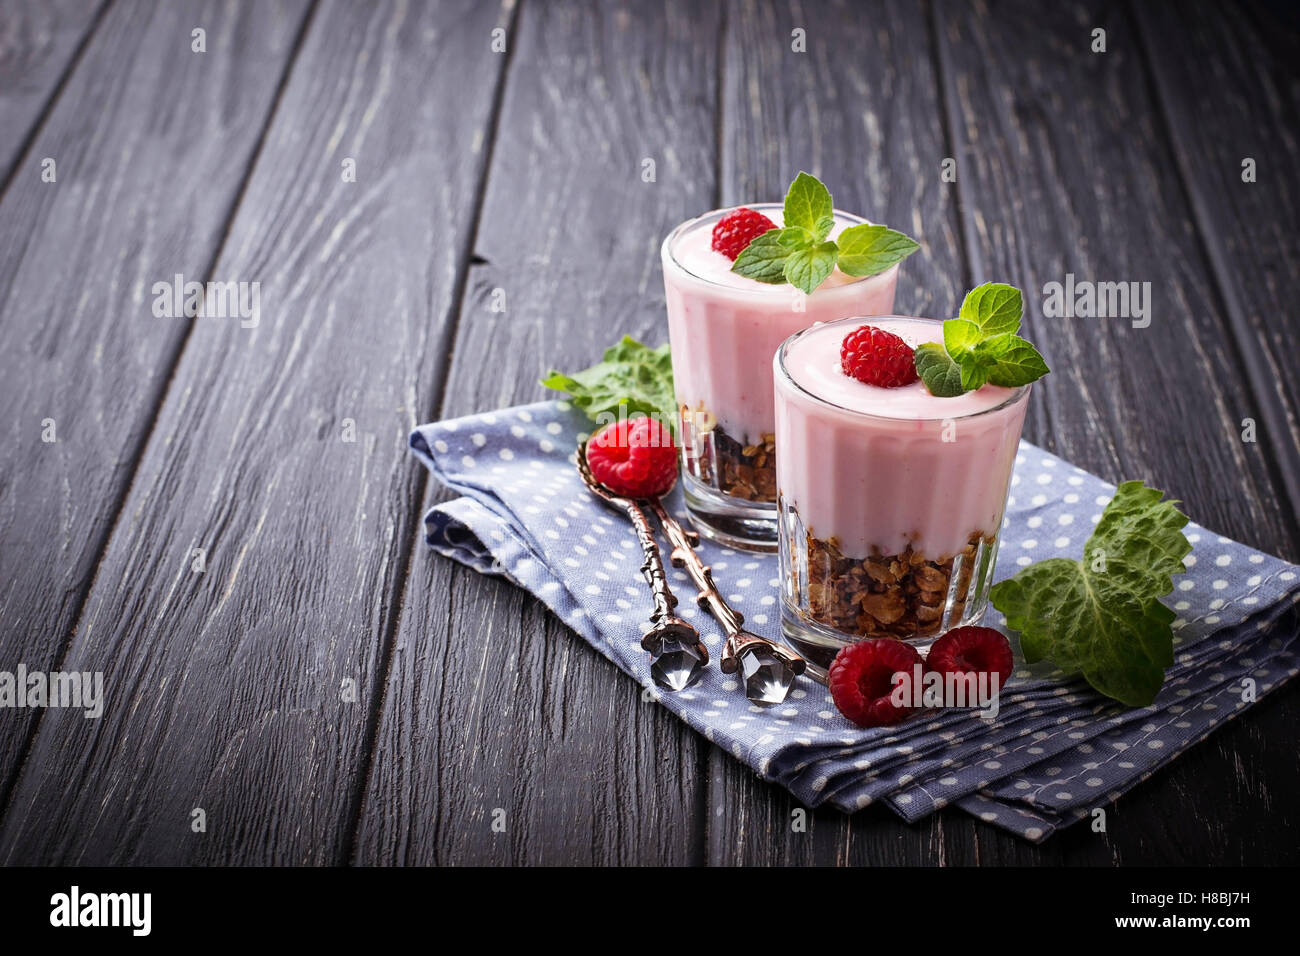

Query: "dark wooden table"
left=0, top=0, right=1296, bottom=866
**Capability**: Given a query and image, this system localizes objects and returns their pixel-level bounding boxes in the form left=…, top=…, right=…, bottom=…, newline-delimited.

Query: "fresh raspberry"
left=840, top=325, right=919, bottom=388
left=711, top=207, right=778, bottom=260
left=586, top=416, right=678, bottom=498
left=828, top=639, right=923, bottom=728
left=924, top=626, right=1014, bottom=691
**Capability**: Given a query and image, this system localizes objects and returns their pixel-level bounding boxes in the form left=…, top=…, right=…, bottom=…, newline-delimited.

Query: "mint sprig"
left=914, top=282, right=1050, bottom=396
left=729, top=229, right=786, bottom=283
left=836, top=224, right=920, bottom=278
left=990, top=481, right=1192, bottom=707
left=783, top=241, right=838, bottom=293
left=541, top=336, right=676, bottom=434
left=782, top=171, right=834, bottom=239
left=731, top=171, right=919, bottom=294
left=912, top=343, right=965, bottom=397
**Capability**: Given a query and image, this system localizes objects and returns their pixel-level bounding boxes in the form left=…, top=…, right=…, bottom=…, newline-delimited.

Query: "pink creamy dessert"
left=663, top=204, right=898, bottom=448
left=776, top=316, right=1027, bottom=559
left=661, top=202, right=902, bottom=551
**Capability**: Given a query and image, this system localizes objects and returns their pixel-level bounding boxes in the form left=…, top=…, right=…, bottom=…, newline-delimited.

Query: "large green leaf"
left=540, top=336, right=677, bottom=433
left=990, top=481, right=1192, bottom=706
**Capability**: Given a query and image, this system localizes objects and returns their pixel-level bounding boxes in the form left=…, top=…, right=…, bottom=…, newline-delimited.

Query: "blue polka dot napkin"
left=410, top=401, right=1300, bottom=841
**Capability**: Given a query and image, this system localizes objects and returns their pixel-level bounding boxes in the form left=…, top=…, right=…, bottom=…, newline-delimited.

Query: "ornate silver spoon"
left=645, top=498, right=812, bottom=701
left=575, top=441, right=708, bottom=691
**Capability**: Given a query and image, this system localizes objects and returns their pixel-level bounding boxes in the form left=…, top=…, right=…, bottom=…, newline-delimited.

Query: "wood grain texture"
left=721, top=0, right=968, bottom=321
left=352, top=0, right=721, bottom=865
left=1134, top=0, right=1300, bottom=508
left=0, top=0, right=512, bottom=865
left=1124, top=0, right=1300, bottom=864
left=707, top=0, right=1300, bottom=867
left=933, top=0, right=1298, bottom=560
left=0, top=0, right=1296, bottom=867
left=0, top=0, right=310, bottom=812
left=705, top=0, right=1058, bottom=868
left=0, top=0, right=107, bottom=184
left=926, top=0, right=1299, bottom=863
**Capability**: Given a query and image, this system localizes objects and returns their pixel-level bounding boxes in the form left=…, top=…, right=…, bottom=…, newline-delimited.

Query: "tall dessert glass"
left=662, top=204, right=899, bottom=551
left=774, top=316, right=1030, bottom=668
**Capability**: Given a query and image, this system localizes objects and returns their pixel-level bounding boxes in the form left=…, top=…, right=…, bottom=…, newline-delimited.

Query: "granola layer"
left=713, top=426, right=776, bottom=502
left=682, top=404, right=777, bottom=503
left=793, top=517, right=993, bottom=640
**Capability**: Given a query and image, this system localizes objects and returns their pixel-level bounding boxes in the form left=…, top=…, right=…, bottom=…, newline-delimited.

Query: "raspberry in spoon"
left=585, top=417, right=678, bottom=498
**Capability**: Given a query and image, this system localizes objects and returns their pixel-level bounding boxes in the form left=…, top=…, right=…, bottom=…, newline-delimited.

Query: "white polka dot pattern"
left=412, top=402, right=1300, bottom=843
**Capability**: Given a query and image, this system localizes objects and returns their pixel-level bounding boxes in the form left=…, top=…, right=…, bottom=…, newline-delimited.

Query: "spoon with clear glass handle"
left=575, top=441, right=708, bottom=691
left=643, top=498, right=812, bottom=700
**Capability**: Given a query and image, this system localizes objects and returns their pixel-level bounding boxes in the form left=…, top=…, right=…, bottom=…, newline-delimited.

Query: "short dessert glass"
left=774, top=315, right=1031, bottom=668
left=661, top=204, right=900, bottom=552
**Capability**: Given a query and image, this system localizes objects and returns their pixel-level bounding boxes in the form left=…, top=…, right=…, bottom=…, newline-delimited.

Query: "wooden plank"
left=356, top=556, right=708, bottom=865
left=352, top=0, right=721, bottom=865
left=0, top=0, right=108, bottom=184
left=708, top=0, right=1300, bottom=865
left=1134, top=0, right=1300, bottom=509
left=1122, top=0, right=1300, bottom=866
left=720, top=0, right=970, bottom=321
left=931, top=0, right=1298, bottom=560
left=706, top=0, right=1002, bottom=867
left=0, top=0, right=311, bottom=816
left=0, top=0, right=512, bottom=865
left=926, top=0, right=1298, bottom=863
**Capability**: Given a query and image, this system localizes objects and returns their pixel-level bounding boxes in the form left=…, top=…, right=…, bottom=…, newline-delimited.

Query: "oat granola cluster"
left=798, top=525, right=992, bottom=640
left=714, top=427, right=776, bottom=502
left=682, top=404, right=777, bottom=503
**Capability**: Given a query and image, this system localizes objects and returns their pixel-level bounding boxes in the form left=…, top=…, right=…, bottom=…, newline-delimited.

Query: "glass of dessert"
left=661, top=173, right=918, bottom=551
left=774, top=285, right=1049, bottom=667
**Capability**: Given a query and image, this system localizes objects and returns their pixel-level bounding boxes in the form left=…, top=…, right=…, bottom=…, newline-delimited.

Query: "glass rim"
left=661, top=203, right=898, bottom=294
left=774, top=315, right=1033, bottom=423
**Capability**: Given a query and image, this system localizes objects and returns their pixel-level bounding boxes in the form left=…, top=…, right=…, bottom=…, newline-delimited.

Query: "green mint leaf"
left=971, top=332, right=1015, bottom=359
left=783, top=241, right=838, bottom=295
left=959, top=358, right=991, bottom=392
left=540, top=336, right=677, bottom=434
left=946, top=320, right=997, bottom=390
left=990, top=481, right=1192, bottom=707
left=730, top=228, right=788, bottom=284
left=776, top=226, right=815, bottom=249
left=985, top=336, right=1050, bottom=387
left=835, top=224, right=920, bottom=278
left=916, top=282, right=1049, bottom=397
left=959, top=282, right=1023, bottom=336
left=942, top=318, right=983, bottom=361
left=783, top=171, right=833, bottom=235
left=730, top=173, right=918, bottom=294
left=913, top=343, right=965, bottom=397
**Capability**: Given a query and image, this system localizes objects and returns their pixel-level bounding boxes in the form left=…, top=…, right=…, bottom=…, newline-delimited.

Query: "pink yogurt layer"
left=775, top=316, right=1029, bottom=558
left=662, top=204, right=899, bottom=445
